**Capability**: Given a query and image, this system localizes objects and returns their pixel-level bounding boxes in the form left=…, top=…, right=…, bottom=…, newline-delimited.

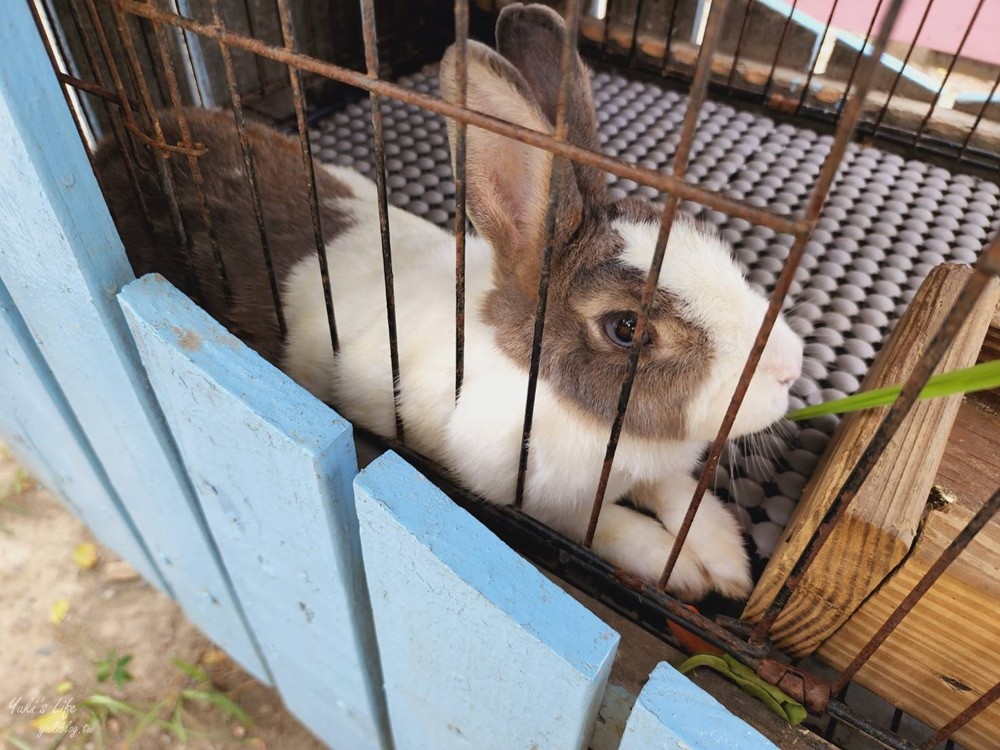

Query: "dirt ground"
left=0, top=443, right=326, bottom=750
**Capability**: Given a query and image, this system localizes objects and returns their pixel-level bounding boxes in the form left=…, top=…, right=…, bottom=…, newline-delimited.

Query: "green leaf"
left=94, top=649, right=134, bottom=688
left=678, top=653, right=807, bottom=726
left=112, top=654, right=134, bottom=689
left=126, top=699, right=167, bottom=744
left=787, top=360, right=1000, bottom=421
left=171, top=657, right=211, bottom=684
left=181, top=688, right=253, bottom=728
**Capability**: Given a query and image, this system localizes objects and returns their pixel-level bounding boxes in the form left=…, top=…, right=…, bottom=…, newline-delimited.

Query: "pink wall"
left=796, top=0, right=1000, bottom=66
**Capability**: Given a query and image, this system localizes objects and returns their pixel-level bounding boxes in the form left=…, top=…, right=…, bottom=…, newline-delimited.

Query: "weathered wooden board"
left=618, top=662, right=778, bottom=750
left=0, top=0, right=266, bottom=681
left=355, top=451, right=619, bottom=750
left=744, top=264, right=1000, bottom=656
left=0, top=277, right=165, bottom=590
left=120, top=275, right=393, bottom=750
left=818, top=398, right=1000, bottom=750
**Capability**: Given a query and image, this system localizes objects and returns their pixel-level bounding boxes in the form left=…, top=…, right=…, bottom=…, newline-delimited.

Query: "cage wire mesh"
left=27, top=0, right=1000, bottom=748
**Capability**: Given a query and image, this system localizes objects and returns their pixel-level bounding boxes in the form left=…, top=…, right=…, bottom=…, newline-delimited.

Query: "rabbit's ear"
left=441, top=40, right=583, bottom=299
left=495, top=3, right=605, bottom=201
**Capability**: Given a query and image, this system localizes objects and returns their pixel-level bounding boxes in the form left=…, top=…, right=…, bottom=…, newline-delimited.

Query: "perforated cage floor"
left=306, top=65, right=1000, bottom=573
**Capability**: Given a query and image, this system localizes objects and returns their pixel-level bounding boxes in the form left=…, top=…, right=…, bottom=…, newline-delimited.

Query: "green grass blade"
left=180, top=689, right=253, bottom=728
left=788, top=360, right=1000, bottom=421
left=171, top=658, right=211, bottom=684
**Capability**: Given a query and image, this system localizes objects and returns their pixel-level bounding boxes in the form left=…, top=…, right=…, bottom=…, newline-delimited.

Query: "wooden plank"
left=119, top=275, right=392, bottom=750
left=548, top=573, right=838, bottom=750
left=618, top=663, right=778, bottom=750
left=354, top=451, right=619, bottom=750
left=0, top=1, right=266, bottom=681
left=743, top=264, right=1000, bottom=656
left=0, top=277, right=165, bottom=590
left=818, top=399, right=1000, bottom=750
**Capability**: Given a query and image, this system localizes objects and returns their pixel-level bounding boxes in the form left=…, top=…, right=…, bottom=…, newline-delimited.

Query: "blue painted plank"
left=619, top=663, right=778, bottom=750
left=0, top=2, right=266, bottom=682
left=354, top=452, right=619, bottom=750
left=119, top=275, right=392, bottom=750
left=0, top=276, right=166, bottom=589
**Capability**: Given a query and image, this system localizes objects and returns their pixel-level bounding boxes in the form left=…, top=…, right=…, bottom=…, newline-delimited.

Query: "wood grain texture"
left=355, top=451, right=619, bottom=750
left=743, top=264, right=1000, bottom=656
left=818, top=399, right=1000, bottom=750
left=0, top=1, right=266, bottom=680
left=120, top=276, right=392, bottom=750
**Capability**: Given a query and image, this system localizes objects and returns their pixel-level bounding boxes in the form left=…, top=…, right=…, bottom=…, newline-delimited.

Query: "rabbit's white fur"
left=283, top=166, right=801, bottom=600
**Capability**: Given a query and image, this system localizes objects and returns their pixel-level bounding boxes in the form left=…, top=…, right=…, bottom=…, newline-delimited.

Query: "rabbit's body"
left=97, top=4, right=803, bottom=600
left=283, top=167, right=782, bottom=596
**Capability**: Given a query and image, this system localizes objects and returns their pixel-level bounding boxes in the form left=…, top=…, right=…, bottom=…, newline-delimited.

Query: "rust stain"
left=173, top=327, right=201, bottom=351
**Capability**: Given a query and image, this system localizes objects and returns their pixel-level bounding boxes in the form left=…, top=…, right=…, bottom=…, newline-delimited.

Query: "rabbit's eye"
left=604, top=313, right=652, bottom=349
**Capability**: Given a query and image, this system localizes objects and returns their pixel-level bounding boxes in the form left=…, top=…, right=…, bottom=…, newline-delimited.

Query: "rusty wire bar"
left=85, top=0, right=141, bottom=128
left=663, top=0, right=681, bottom=69
left=170, top=0, right=205, bottom=105
left=911, top=0, right=985, bottom=146
left=40, top=0, right=101, bottom=141
left=825, top=700, right=921, bottom=750
left=922, top=680, right=1000, bottom=749
left=838, top=0, right=885, bottom=114
left=795, top=0, right=840, bottom=115
left=110, top=0, right=200, bottom=294
left=584, top=0, right=733, bottom=545
left=150, top=14, right=233, bottom=303
left=274, top=0, right=339, bottom=354
left=957, top=64, right=1000, bottom=161
left=208, top=0, right=285, bottom=336
left=453, top=0, right=469, bottom=400
left=360, top=0, right=404, bottom=442
left=871, top=0, right=935, bottom=134
left=624, top=0, right=645, bottom=62
left=116, top=0, right=806, bottom=237
left=55, top=71, right=117, bottom=103
left=513, top=0, right=585, bottom=509
left=831, top=486, right=1000, bottom=694
left=137, top=9, right=170, bottom=104
left=65, top=0, right=155, bottom=237
left=750, top=233, right=1000, bottom=642
left=660, top=0, right=907, bottom=593
left=29, top=0, right=97, bottom=169
left=241, top=0, right=270, bottom=95
left=762, top=0, right=800, bottom=97
left=726, top=0, right=756, bottom=92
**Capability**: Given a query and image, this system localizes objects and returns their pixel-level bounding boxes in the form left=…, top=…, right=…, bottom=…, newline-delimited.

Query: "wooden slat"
left=618, top=663, right=779, bottom=750
left=0, top=0, right=266, bottom=680
left=119, top=276, right=392, bottom=750
left=743, top=264, right=1000, bottom=656
left=0, top=277, right=165, bottom=590
left=818, top=399, right=1000, bottom=750
left=354, top=451, right=620, bottom=750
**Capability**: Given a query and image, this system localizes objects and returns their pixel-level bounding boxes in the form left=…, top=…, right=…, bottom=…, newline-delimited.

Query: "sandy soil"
left=0, top=444, right=326, bottom=750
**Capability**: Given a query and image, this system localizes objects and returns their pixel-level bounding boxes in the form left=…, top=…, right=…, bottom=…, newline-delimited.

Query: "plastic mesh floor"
left=307, top=66, right=1000, bottom=574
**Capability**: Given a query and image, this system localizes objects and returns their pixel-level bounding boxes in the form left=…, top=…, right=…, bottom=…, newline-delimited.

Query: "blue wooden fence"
left=0, top=2, right=778, bottom=748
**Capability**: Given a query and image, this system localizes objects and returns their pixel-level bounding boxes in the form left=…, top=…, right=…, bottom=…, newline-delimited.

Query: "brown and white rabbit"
left=97, top=3, right=802, bottom=600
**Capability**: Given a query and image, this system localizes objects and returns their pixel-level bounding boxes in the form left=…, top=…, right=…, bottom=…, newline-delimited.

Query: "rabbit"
left=96, top=3, right=803, bottom=601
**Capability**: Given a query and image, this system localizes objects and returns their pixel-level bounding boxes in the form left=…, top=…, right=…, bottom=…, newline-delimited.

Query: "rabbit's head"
left=441, top=3, right=802, bottom=443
